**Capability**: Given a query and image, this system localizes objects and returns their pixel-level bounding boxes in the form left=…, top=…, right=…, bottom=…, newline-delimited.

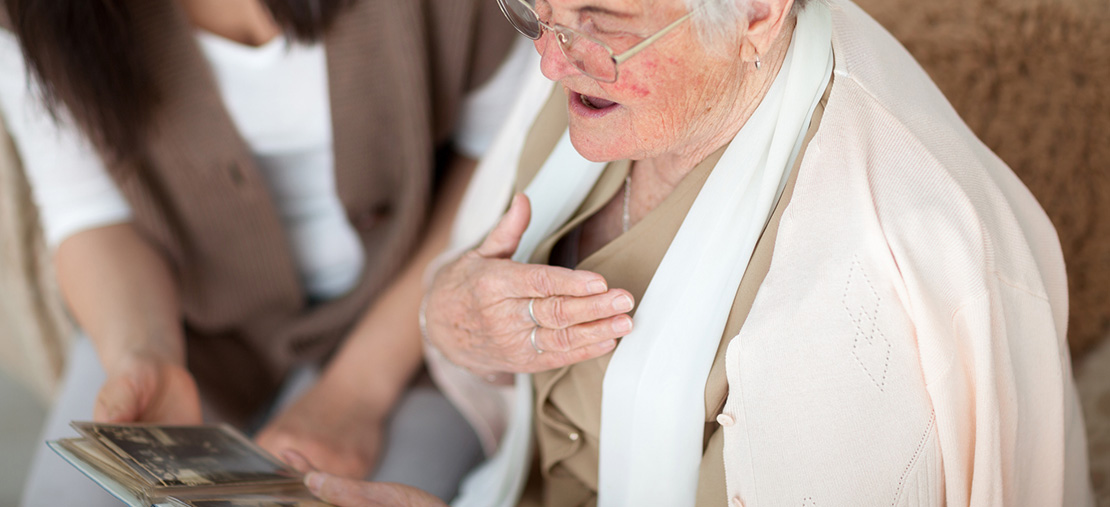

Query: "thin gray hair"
left=683, top=0, right=812, bottom=51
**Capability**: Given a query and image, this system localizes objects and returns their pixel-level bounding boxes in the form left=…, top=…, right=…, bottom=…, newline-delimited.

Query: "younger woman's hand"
left=93, top=352, right=202, bottom=424
left=256, top=378, right=385, bottom=480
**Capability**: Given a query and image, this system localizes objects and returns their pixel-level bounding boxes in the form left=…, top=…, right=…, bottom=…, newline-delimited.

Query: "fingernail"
left=613, top=316, right=633, bottom=333
left=587, top=280, right=607, bottom=294
left=305, top=471, right=325, bottom=492
left=612, top=295, right=633, bottom=312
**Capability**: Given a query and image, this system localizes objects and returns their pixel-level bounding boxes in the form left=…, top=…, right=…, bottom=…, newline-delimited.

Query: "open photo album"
left=49, top=422, right=332, bottom=507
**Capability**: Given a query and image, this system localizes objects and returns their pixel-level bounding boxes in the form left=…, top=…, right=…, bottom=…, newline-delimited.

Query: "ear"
left=738, top=0, right=795, bottom=63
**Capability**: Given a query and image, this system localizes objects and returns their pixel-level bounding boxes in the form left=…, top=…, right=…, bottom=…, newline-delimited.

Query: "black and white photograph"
left=74, top=423, right=297, bottom=488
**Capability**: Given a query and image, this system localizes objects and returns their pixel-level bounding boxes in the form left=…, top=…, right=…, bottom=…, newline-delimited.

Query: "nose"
left=536, top=29, right=581, bottom=82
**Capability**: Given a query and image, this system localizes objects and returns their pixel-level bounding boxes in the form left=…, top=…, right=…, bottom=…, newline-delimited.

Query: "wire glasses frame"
left=496, top=0, right=696, bottom=83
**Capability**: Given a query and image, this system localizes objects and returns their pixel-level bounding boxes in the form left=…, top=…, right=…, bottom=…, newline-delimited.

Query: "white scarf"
left=447, top=4, right=832, bottom=505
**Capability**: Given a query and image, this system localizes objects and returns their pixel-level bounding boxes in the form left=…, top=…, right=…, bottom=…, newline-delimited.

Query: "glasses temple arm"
left=612, top=10, right=696, bottom=64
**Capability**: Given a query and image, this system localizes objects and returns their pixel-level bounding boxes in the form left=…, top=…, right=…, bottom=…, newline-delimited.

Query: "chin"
left=567, top=122, right=627, bottom=163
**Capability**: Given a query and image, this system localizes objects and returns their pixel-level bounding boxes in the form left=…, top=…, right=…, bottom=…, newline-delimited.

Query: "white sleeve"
left=453, top=37, right=540, bottom=159
left=0, top=29, right=132, bottom=248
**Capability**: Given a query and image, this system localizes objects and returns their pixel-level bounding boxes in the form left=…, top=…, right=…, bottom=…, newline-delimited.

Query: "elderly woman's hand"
left=304, top=472, right=446, bottom=507
left=425, top=194, right=634, bottom=376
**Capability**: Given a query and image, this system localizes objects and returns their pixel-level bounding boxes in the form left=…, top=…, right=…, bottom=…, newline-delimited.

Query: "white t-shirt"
left=0, top=29, right=536, bottom=300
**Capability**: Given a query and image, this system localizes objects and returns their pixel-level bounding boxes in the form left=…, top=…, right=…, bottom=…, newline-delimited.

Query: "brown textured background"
left=853, top=0, right=1110, bottom=357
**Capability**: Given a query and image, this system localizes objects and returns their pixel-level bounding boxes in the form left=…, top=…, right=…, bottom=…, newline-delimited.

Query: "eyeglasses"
left=496, top=0, right=696, bottom=83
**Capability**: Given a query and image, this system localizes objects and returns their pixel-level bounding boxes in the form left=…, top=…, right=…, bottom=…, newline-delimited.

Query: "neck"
left=179, top=0, right=281, bottom=46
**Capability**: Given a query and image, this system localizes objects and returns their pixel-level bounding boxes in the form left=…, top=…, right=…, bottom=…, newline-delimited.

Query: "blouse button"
left=731, top=496, right=745, bottom=507
left=716, top=413, right=736, bottom=427
left=568, top=432, right=580, bottom=441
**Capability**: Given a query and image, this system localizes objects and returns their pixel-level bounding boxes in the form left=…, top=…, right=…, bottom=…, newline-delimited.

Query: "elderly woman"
left=302, top=0, right=1093, bottom=505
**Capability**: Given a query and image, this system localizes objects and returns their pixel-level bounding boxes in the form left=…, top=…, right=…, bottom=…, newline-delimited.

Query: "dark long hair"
left=2, top=0, right=351, bottom=161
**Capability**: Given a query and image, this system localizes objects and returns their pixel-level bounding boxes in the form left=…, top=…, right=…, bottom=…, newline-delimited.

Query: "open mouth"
left=578, top=93, right=618, bottom=110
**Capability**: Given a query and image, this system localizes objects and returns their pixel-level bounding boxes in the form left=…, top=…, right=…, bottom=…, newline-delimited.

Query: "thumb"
left=93, top=377, right=143, bottom=423
left=280, top=450, right=319, bottom=475
left=474, top=193, right=531, bottom=259
left=305, top=473, right=445, bottom=507
left=305, top=473, right=374, bottom=506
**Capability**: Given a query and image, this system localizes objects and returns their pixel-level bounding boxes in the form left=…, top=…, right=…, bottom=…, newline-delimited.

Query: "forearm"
left=319, top=155, right=479, bottom=413
left=54, top=223, right=185, bottom=371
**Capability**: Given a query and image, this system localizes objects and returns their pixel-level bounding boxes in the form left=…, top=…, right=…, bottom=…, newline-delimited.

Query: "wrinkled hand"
left=305, top=472, right=446, bottom=507
left=255, top=379, right=384, bottom=479
left=424, top=194, right=635, bottom=376
left=93, top=353, right=202, bottom=424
